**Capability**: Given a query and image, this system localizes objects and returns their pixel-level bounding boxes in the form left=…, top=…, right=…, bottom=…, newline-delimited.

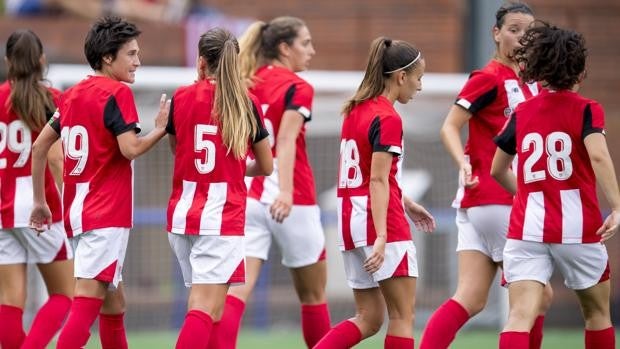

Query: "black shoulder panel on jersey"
left=104, top=95, right=140, bottom=136
left=468, top=86, right=498, bottom=115
left=494, top=113, right=517, bottom=155
left=582, top=103, right=603, bottom=139
left=252, top=101, right=269, bottom=144
left=165, top=98, right=176, bottom=135
left=368, top=116, right=395, bottom=154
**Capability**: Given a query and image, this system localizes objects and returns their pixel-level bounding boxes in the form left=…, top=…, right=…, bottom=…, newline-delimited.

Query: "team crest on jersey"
left=504, top=107, right=513, bottom=117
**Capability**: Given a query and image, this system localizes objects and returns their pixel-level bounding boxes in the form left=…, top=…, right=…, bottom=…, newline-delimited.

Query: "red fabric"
left=207, top=295, right=246, bottom=349
left=585, top=327, right=615, bottom=349
left=385, top=335, right=414, bottom=349
left=56, top=296, right=104, bottom=349
left=499, top=331, right=529, bottom=349
left=420, top=299, right=470, bottom=349
left=312, top=320, right=362, bottom=349
left=529, top=315, right=545, bottom=349
left=0, top=304, right=25, bottom=349
left=176, top=310, right=213, bottom=349
left=301, top=303, right=331, bottom=348
left=99, top=312, right=128, bottom=349
left=21, top=294, right=71, bottom=349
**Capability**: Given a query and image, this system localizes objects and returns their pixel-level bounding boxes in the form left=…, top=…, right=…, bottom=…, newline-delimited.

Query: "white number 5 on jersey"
left=195, top=124, right=218, bottom=174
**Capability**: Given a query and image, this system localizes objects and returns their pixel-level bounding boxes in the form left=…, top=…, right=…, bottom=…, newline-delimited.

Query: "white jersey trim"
left=561, top=189, right=584, bottom=244
left=69, top=182, right=90, bottom=236
left=456, top=98, right=472, bottom=110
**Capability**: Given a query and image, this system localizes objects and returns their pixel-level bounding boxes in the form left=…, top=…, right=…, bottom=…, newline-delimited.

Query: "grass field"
left=60, top=328, right=614, bottom=348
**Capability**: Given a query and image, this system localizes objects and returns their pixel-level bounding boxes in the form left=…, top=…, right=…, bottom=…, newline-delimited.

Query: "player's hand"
left=155, top=93, right=171, bottom=130
left=29, top=202, right=52, bottom=234
left=364, top=235, right=386, bottom=274
left=404, top=200, right=436, bottom=233
left=459, top=162, right=479, bottom=189
left=270, top=191, right=293, bottom=223
left=596, top=209, right=620, bottom=242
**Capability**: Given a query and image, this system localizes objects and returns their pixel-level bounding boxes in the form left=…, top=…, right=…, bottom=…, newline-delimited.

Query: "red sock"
left=385, top=334, right=414, bottom=348
left=313, top=320, right=362, bottom=349
left=529, top=315, right=545, bottom=349
left=206, top=321, right=222, bottom=349
left=99, top=312, right=128, bottom=349
left=301, top=303, right=331, bottom=348
left=499, top=331, right=529, bottom=349
left=212, top=295, right=246, bottom=349
left=585, top=327, right=615, bottom=349
left=176, top=310, right=213, bottom=349
left=0, top=304, right=25, bottom=349
left=56, top=296, right=104, bottom=349
left=21, top=294, right=72, bottom=349
left=419, top=299, right=470, bottom=349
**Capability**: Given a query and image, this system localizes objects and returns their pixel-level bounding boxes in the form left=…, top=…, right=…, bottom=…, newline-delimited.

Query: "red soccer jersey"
left=166, top=80, right=268, bottom=236
left=336, top=96, right=410, bottom=251
left=246, top=65, right=317, bottom=205
left=50, top=76, right=140, bottom=237
left=0, top=82, right=62, bottom=228
left=495, top=89, right=605, bottom=243
left=453, top=60, right=539, bottom=208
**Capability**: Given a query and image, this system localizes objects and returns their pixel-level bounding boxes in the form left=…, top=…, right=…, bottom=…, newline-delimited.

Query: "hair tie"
left=384, top=38, right=392, bottom=47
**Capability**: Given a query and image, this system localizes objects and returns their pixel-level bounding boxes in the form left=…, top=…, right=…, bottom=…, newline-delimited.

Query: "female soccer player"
left=492, top=22, right=617, bottom=349
left=314, top=36, right=435, bottom=349
left=420, top=3, right=551, bottom=348
left=29, top=16, right=170, bottom=349
left=166, top=27, right=272, bottom=349
left=0, top=29, right=73, bottom=349
left=213, top=16, right=330, bottom=349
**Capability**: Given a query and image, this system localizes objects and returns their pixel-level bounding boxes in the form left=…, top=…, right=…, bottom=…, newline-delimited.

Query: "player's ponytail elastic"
left=5, top=29, right=55, bottom=131
left=208, top=30, right=258, bottom=159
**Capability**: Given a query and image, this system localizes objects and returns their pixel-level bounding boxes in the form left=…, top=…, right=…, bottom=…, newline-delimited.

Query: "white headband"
left=384, top=52, right=421, bottom=74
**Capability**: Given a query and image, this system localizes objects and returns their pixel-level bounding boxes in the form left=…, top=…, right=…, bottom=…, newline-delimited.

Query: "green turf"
left=59, top=328, right=613, bottom=348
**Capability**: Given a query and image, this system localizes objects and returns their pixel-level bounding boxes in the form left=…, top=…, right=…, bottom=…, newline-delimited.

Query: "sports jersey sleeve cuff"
left=455, top=98, right=472, bottom=110
left=285, top=105, right=312, bottom=122
left=493, top=136, right=517, bottom=155
left=582, top=128, right=605, bottom=139
left=114, top=122, right=141, bottom=136
left=253, top=127, right=269, bottom=144
left=373, top=144, right=402, bottom=155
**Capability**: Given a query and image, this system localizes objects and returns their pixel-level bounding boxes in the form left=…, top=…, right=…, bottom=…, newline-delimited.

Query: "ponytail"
left=343, top=36, right=422, bottom=115
left=342, top=37, right=390, bottom=115
left=238, top=21, right=267, bottom=81
left=5, top=30, right=55, bottom=131
left=214, top=36, right=258, bottom=159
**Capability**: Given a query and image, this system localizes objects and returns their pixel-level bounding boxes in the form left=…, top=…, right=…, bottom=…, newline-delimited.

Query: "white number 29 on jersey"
left=0, top=120, right=32, bottom=169
left=61, top=126, right=89, bottom=175
left=522, top=131, right=573, bottom=183
left=338, top=139, right=363, bottom=188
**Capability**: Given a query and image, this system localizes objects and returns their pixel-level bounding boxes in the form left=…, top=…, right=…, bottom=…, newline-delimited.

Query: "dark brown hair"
left=5, top=29, right=55, bottom=131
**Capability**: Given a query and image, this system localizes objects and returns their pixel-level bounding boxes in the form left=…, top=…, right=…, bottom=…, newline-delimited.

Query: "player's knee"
left=355, top=308, right=384, bottom=336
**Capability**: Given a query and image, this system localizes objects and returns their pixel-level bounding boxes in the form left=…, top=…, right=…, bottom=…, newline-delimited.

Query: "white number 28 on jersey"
left=522, top=131, right=573, bottom=183
left=61, top=126, right=89, bottom=175
left=0, top=120, right=32, bottom=169
left=338, top=139, right=363, bottom=188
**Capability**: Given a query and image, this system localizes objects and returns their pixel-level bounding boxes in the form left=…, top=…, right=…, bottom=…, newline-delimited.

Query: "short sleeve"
left=250, top=97, right=269, bottom=144
left=368, top=115, right=403, bottom=155
left=582, top=102, right=605, bottom=139
left=104, top=92, right=141, bottom=136
left=494, top=112, right=517, bottom=155
left=166, top=98, right=176, bottom=135
left=284, top=81, right=313, bottom=122
left=104, top=85, right=141, bottom=136
left=455, top=71, right=498, bottom=114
